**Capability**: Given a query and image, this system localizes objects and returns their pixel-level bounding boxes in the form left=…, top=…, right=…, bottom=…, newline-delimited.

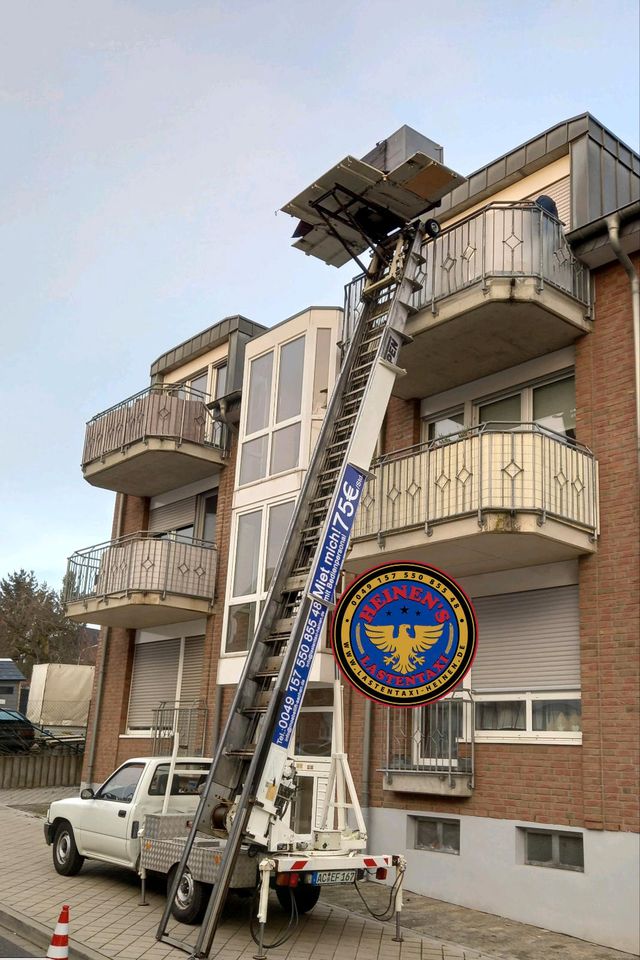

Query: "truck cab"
left=45, top=757, right=210, bottom=874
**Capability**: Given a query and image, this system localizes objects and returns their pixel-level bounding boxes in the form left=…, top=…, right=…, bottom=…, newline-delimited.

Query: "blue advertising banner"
left=308, top=463, right=367, bottom=604
left=271, top=462, right=367, bottom=749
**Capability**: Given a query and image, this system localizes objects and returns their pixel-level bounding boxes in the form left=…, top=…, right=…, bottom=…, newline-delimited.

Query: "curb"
left=0, top=904, right=107, bottom=960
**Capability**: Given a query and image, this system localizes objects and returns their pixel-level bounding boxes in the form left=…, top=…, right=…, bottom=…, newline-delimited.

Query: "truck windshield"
left=148, top=762, right=210, bottom=796
left=97, top=762, right=145, bottom=803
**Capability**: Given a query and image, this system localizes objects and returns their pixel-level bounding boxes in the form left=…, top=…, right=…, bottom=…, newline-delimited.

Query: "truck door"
left=78, top=761, right=145, bottom=864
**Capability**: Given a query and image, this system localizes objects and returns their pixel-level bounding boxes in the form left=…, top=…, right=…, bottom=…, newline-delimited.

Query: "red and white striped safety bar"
left=275, top=854, right=391, bottom=872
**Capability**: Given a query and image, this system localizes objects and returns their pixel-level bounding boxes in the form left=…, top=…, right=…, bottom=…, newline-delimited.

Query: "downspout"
left=361, top=698, right=372, bottom=839
left=606, top=214, right=640, bottom=467
left=84, top=492, right=125, bottom=787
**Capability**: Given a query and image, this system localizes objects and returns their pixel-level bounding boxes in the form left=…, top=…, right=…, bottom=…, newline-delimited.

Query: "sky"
left=1, top=0, right=638, bottom=590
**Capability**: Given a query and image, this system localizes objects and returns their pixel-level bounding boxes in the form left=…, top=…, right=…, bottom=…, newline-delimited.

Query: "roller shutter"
left=527, top=176, right=571, bottom=228
left=127, top=639, right=180, bottom=729
left=471, top=586, right=580, bottom=693
left=148, top=496, right=196, bottom=534
left=179, top=636, right=205, bottom=701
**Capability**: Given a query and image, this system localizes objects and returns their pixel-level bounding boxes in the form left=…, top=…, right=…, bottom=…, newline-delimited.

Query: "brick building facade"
left=66, top=115, right=639, bottom=952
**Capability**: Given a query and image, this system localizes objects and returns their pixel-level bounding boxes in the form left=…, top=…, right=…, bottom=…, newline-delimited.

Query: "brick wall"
left=575, top=255, right=640, bottom=833
left=383, top=396, right=420, bottom=454
left=343, top=255, right=639, bottom=833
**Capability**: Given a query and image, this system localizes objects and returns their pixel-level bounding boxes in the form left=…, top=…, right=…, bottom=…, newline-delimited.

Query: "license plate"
left=310, top=869, right=356, bottom=885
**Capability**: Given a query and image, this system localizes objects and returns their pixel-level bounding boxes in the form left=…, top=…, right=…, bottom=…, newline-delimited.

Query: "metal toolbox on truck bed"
left=141, top=814, right=258, bottom=888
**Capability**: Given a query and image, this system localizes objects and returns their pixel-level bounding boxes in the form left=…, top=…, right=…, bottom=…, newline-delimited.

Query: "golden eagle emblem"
left=363, top=622, right=445, bottom=674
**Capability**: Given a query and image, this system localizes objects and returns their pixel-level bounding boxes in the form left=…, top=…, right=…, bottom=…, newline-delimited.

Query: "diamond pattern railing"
left=64, top=532, right=217, bottom=606
left=353, top=423, right=599, bottom=542
left=82, top=384, right=229, bottom=467
left=342, top=202, right=591, bottom=343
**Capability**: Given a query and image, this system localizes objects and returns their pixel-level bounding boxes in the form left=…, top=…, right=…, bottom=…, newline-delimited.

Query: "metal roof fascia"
left=150, top=315, right=267, bottom=378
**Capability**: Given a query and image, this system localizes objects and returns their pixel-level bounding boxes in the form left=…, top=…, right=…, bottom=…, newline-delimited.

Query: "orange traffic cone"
left=47, top=905, right=69, bottom=960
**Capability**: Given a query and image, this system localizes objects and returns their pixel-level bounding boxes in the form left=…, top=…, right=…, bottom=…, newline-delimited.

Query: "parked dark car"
left=0, top=709, right=36, bottom=753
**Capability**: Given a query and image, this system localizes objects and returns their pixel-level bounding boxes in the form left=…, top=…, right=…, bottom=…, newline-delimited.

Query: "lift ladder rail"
left=157, top=224, right=426, bottom=956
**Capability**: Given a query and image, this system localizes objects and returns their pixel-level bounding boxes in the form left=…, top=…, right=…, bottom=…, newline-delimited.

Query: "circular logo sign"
left=331, top=562, right=477, bottom=707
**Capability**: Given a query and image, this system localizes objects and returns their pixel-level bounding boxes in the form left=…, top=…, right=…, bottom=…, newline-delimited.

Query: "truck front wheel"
left=53, top=822, right=84, bottom=876
left=275, top=883, right=321, bottom=915
left=168, top=865, right=207, bottom=924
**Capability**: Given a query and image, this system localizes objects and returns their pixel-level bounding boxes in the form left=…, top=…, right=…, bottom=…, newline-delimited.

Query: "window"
left=225, top=499, right=295, bottom=653
left=148, top=762, right=209, bottom=796
left=127, top=635, right=204, bottom=731
left=472, top=587, right=581, bottom=742
left=520, top=828, right=584, bottom=872
left=240, top=337, right=305, bottom=485
left=412, top=816, right=460, bottom=855
left=312, top=328, right=332, bottom=415
left=294, top=687, right=333, bottom=757
left=423, top=408, right=466, bottom=443
left=214, top=363, right=228, bottom=400
left=97, top=762, right=145, bottom=803
left=475, top=374, right=575, bottom=439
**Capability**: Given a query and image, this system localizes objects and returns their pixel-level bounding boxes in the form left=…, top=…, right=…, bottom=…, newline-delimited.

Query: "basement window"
left=520, top=828, right=584, bottom=872
left=412, top=816, right=460, bottom=855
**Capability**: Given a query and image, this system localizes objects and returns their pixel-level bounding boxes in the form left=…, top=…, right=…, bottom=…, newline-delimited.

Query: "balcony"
left=382, top=694, right=474, bottom=797
left=343, top=203, right=592, bottom=398
left=64, top=533, right=217, bottom=628
left=350, top=423, right=598, bottom=577
left=82, top=385, right=230, bottom=497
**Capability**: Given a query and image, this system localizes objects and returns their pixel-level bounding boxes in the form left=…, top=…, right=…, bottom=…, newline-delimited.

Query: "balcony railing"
left=382, top=693, right=474, bottom=793
left=343, top=202, right=590, bottom=341
left=64, top=532, right=217, bottom=605
left=82, top=384, right=229, bottom=467
left=353, top=423, right=599, bottom=542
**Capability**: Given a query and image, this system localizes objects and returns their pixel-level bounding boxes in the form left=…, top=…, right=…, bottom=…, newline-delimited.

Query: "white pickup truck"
left=44, top=757, right=210, bottom=878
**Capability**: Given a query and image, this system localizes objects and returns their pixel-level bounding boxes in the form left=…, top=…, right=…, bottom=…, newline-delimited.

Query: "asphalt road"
left=0, top=930, right=38, bottom=958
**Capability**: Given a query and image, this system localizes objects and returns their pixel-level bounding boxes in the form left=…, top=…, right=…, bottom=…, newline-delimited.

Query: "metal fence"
left=343, top=201, right=590, bottom=342
left=82, top=383, right=229, bottom=466
left=353, top=423, right=599, bottom=542
left=151, top=700, right=208, bottom=757
left=383, top=692, right=474, bottom=787
left=64, top=532, right=218, bottom=604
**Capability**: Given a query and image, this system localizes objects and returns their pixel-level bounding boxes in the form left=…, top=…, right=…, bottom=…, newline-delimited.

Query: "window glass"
left=226, top=601, right=256, bottom=653
left=240, top=435, right=269, bottom=486
left=559, top=834, right=584, bottom=869
left=478, top=394, right=521, bottom=426
left=98, top=762, right=145, bottom=803
left=214, top=363, right=228, bottom=400
left=533, top=377, right=576, bottom=439
left=148, top=762, right=209, bottom=796
left=527, top=831, right=553, bottom=864
left=270, top=422, right=301, bottom=474
left=427, top=411, right=465, bottom=442
left=292, top=775, right=314, bottom=834
left=189, top=371, right=208, bottom=397
left=276, top=336, right=305, bottom=423
left=232, top=511, right=262, bottom=596
left=264, top=501, right=295, bottom=589
left=312, top=329, right=332, bottom=415
left=415, top=818, right=460, bottom=854
left=475, top=701, right=526, bottom=731
left=202, top=493, right=218, bottom=544
left=246, top=352, right=273, bottom=434
left=532, top=699, right=581, bottom=732
left=294, top=711, right=333, bottom=757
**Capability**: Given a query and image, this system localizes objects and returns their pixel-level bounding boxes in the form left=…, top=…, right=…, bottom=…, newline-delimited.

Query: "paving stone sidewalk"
left=0, top=789, right=635, bottom=960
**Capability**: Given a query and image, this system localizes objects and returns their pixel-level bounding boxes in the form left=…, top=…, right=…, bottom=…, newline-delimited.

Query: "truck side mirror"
left=80, top=787, right=95, bottom=799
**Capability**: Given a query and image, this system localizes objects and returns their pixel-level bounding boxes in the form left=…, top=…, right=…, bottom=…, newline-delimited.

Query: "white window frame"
left=223, top=496, right=296, bottom=656
left=473, top=690, right=582, bottom=744
left=473, top=369, right=575, bottom=432
left=412, top=688, right=472, bottom=767
left=239, top=334, right=307, bottom=487
left=124, top=633, right=204, bottom=735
